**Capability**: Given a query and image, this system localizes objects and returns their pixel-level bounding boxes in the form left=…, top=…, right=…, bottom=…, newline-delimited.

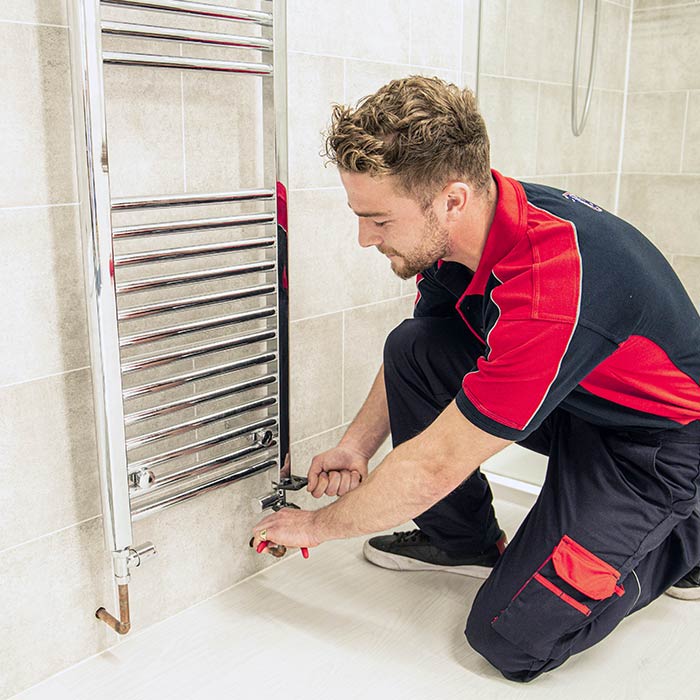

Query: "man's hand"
left=307, top=445, right=369, bottom=498
left=251, top=508, right=321, bottom=554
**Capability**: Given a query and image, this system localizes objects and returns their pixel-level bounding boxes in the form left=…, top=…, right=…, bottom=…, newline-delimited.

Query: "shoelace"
left=392, top=530, right=429, bottom=543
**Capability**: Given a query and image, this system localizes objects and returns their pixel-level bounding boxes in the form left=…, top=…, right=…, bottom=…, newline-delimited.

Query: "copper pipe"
left=96, top=584, right=131, bottom=634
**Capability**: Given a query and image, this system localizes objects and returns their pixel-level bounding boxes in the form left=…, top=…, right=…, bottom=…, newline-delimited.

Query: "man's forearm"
left=339, top=364, right=391, bottom=459
left=313, top=401, right=511, bottom=541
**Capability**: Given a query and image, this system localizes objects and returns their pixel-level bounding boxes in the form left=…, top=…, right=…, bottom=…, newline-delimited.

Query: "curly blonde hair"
left=323, top=76, right=491, bottom=208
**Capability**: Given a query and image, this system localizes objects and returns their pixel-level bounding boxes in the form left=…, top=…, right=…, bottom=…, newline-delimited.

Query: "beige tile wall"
left=618, top=2, right=700, bottom=308
left=0, top=0, right=472, bottom=696
left=477, top=0, right=631, bottom=213
left=285, top=0, right=481, bottom=457
left=15, top=0, right=700, bottom=695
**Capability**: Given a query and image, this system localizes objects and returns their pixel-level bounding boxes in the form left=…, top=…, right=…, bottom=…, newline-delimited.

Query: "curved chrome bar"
left=101, top=20, right=274, bottom=51
left=101, top=0, right=273, bottom=26
left=103, top=51, right=273, bottom=75
left=111, top=189, right=274, bottom=210
left=571, top=0, right=601, bottom=137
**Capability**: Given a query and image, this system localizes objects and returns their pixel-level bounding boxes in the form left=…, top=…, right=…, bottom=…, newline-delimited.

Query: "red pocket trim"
left=552, top=535, right=623, bottom=600
left=534, top=572, right=591, bottom=616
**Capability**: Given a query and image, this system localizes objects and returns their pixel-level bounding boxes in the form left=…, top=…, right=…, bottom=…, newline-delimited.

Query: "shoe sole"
left=664, top=586, right=700, bottom=601
left=362, top=541, right=493, bottom=579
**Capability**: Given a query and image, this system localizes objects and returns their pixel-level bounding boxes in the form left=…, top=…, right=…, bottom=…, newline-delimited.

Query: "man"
left=252, top=76, right=700, bottom=681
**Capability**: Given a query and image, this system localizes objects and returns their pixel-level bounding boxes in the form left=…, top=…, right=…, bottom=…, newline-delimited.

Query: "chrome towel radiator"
left=68, top=0, right=304, bottom=634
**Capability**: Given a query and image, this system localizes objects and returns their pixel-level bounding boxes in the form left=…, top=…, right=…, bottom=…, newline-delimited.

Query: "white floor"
left=13, top=497, right=700, bottom=700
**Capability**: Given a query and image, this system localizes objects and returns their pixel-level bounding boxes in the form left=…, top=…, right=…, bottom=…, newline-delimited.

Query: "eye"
left=374, top=220, right=389, bottom=228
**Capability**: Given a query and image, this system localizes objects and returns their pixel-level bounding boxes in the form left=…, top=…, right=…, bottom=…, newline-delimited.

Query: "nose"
left=357, top=219, right=382, bottom=249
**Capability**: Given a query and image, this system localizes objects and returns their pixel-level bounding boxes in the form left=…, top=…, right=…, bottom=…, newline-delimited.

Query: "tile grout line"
left=457, top=0, right=464, bottom=87
left=0, top=202, right=79, bottom=212
left=288, top=48, right=486, bottom=76
left=503, top=0, right=510, bottom=77
left=534, top=82, right=541, bottom=176
left=679, top=90, right=690, bottom=173
left=614, top=0, right=635, bottom=215
left=292, top=422, right=349, bottom=447
left=408, top=0, right=413, bottom=66
left=627, top=88, right=695, bottom=95
left=292, top=294, right=417, bottom=325
left=0, top=18, right=67, bottom=29
left=0, top=364, right=91, bottom=391
left=622, top=171, right=700, bottom=176
left=635, top=2, right=698, bottom=11
left=0, top=513, right=102, bottom=557
left=341, top=310, right=346, bottom=425
left=479, top=72, right=625, bottom=93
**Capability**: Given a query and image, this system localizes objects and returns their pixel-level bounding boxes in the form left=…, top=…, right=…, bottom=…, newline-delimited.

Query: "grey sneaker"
left=665, top=565, right=700, bottom=600
left=363, top=529, right=506, bottom=579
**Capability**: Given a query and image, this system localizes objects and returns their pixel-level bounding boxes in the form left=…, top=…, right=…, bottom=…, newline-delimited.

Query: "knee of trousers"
left=384, top=318, right=428, bottom=362
left=464, top=589, right=540, bottom=683
left=383, top=317, right=443, bottom=369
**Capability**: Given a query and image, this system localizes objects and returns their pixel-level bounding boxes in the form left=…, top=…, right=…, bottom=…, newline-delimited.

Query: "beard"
left=380, top=208, right=452, bottom=280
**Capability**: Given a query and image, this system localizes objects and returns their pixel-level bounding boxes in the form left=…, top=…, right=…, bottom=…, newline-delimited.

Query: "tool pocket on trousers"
left=491, top=535, right=625, bottom=661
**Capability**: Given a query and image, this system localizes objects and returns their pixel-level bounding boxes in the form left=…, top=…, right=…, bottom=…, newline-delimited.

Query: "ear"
left=443, top=182, right=470, bottom=221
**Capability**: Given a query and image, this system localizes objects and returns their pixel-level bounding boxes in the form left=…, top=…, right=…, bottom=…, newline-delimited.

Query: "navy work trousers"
left=383, top=316, right=700, bottom=682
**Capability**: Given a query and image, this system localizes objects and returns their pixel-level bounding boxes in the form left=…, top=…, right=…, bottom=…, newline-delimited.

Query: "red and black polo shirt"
left=414, top=170, right=700, bottom=441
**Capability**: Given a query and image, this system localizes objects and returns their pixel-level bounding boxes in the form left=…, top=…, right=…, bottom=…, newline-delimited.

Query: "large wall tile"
left=0, top=23, right=76, bottom=207
left=622, top=92, right=686, bottom=173
left=565, top=173, right=618, bottom=213
left=478, top=76, right=539, bottom=176
left=288, top=52, right=344, bottom=190
left=345, top=60, right=461, bottom=108
left=536, top=83, right=599, bottom=176
left=290, top=313, right=343, bottom=441
left=410, top=0, right=463, bottom=69
left=288, top=0, right=410, bottom=64
left=343, top=297, right=413, bottom=423
left=103, top=65, right=184, bottom=198
left=682, top=91, right=700, bottom=174
left=345, top=60, right=410, bottom=108
left=618, top=175, right=700, bottom=256
left=673, top=255, right=700, bottom=311
left=629, top=5, right=700, bottom=92
left=0, top=206, right=89, bottom=386
left=0, top=1, right=66, bottom=24
left=462, top=0, right=480, bottom=77
left=505, top=0, right=582, bottom=84
left=0, top=369, right=100, bottom=552
left=522, top=175, right=569, bottom=190
left=0, top=518, right=113, bottom=699
left=595, top=1, right=631, bottom=91
left=596, top=89, right=625, bottom=173
left=126, top=469, right=279, bottom=631
left=287, top=188, right=401, bottom=320
left=479, top=0, right=507, bottom=76
left=673, top=255, right=700, bottom=310
left=183, top=72, right=266, bottom=193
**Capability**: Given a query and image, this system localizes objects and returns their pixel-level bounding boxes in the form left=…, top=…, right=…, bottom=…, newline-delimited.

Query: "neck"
left=449, top=177, right=498, bottom=272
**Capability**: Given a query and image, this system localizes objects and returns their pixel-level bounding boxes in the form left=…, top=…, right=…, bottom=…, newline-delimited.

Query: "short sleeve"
left=456, top=318, right=618, bottom=440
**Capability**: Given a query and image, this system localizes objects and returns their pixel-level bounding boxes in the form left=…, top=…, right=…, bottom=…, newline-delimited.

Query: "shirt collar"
left=463, top=169, right=528, bottom=296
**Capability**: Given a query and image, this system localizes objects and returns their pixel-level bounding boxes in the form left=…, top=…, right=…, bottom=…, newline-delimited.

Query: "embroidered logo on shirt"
left=562, top=192, right=603, bottom=212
